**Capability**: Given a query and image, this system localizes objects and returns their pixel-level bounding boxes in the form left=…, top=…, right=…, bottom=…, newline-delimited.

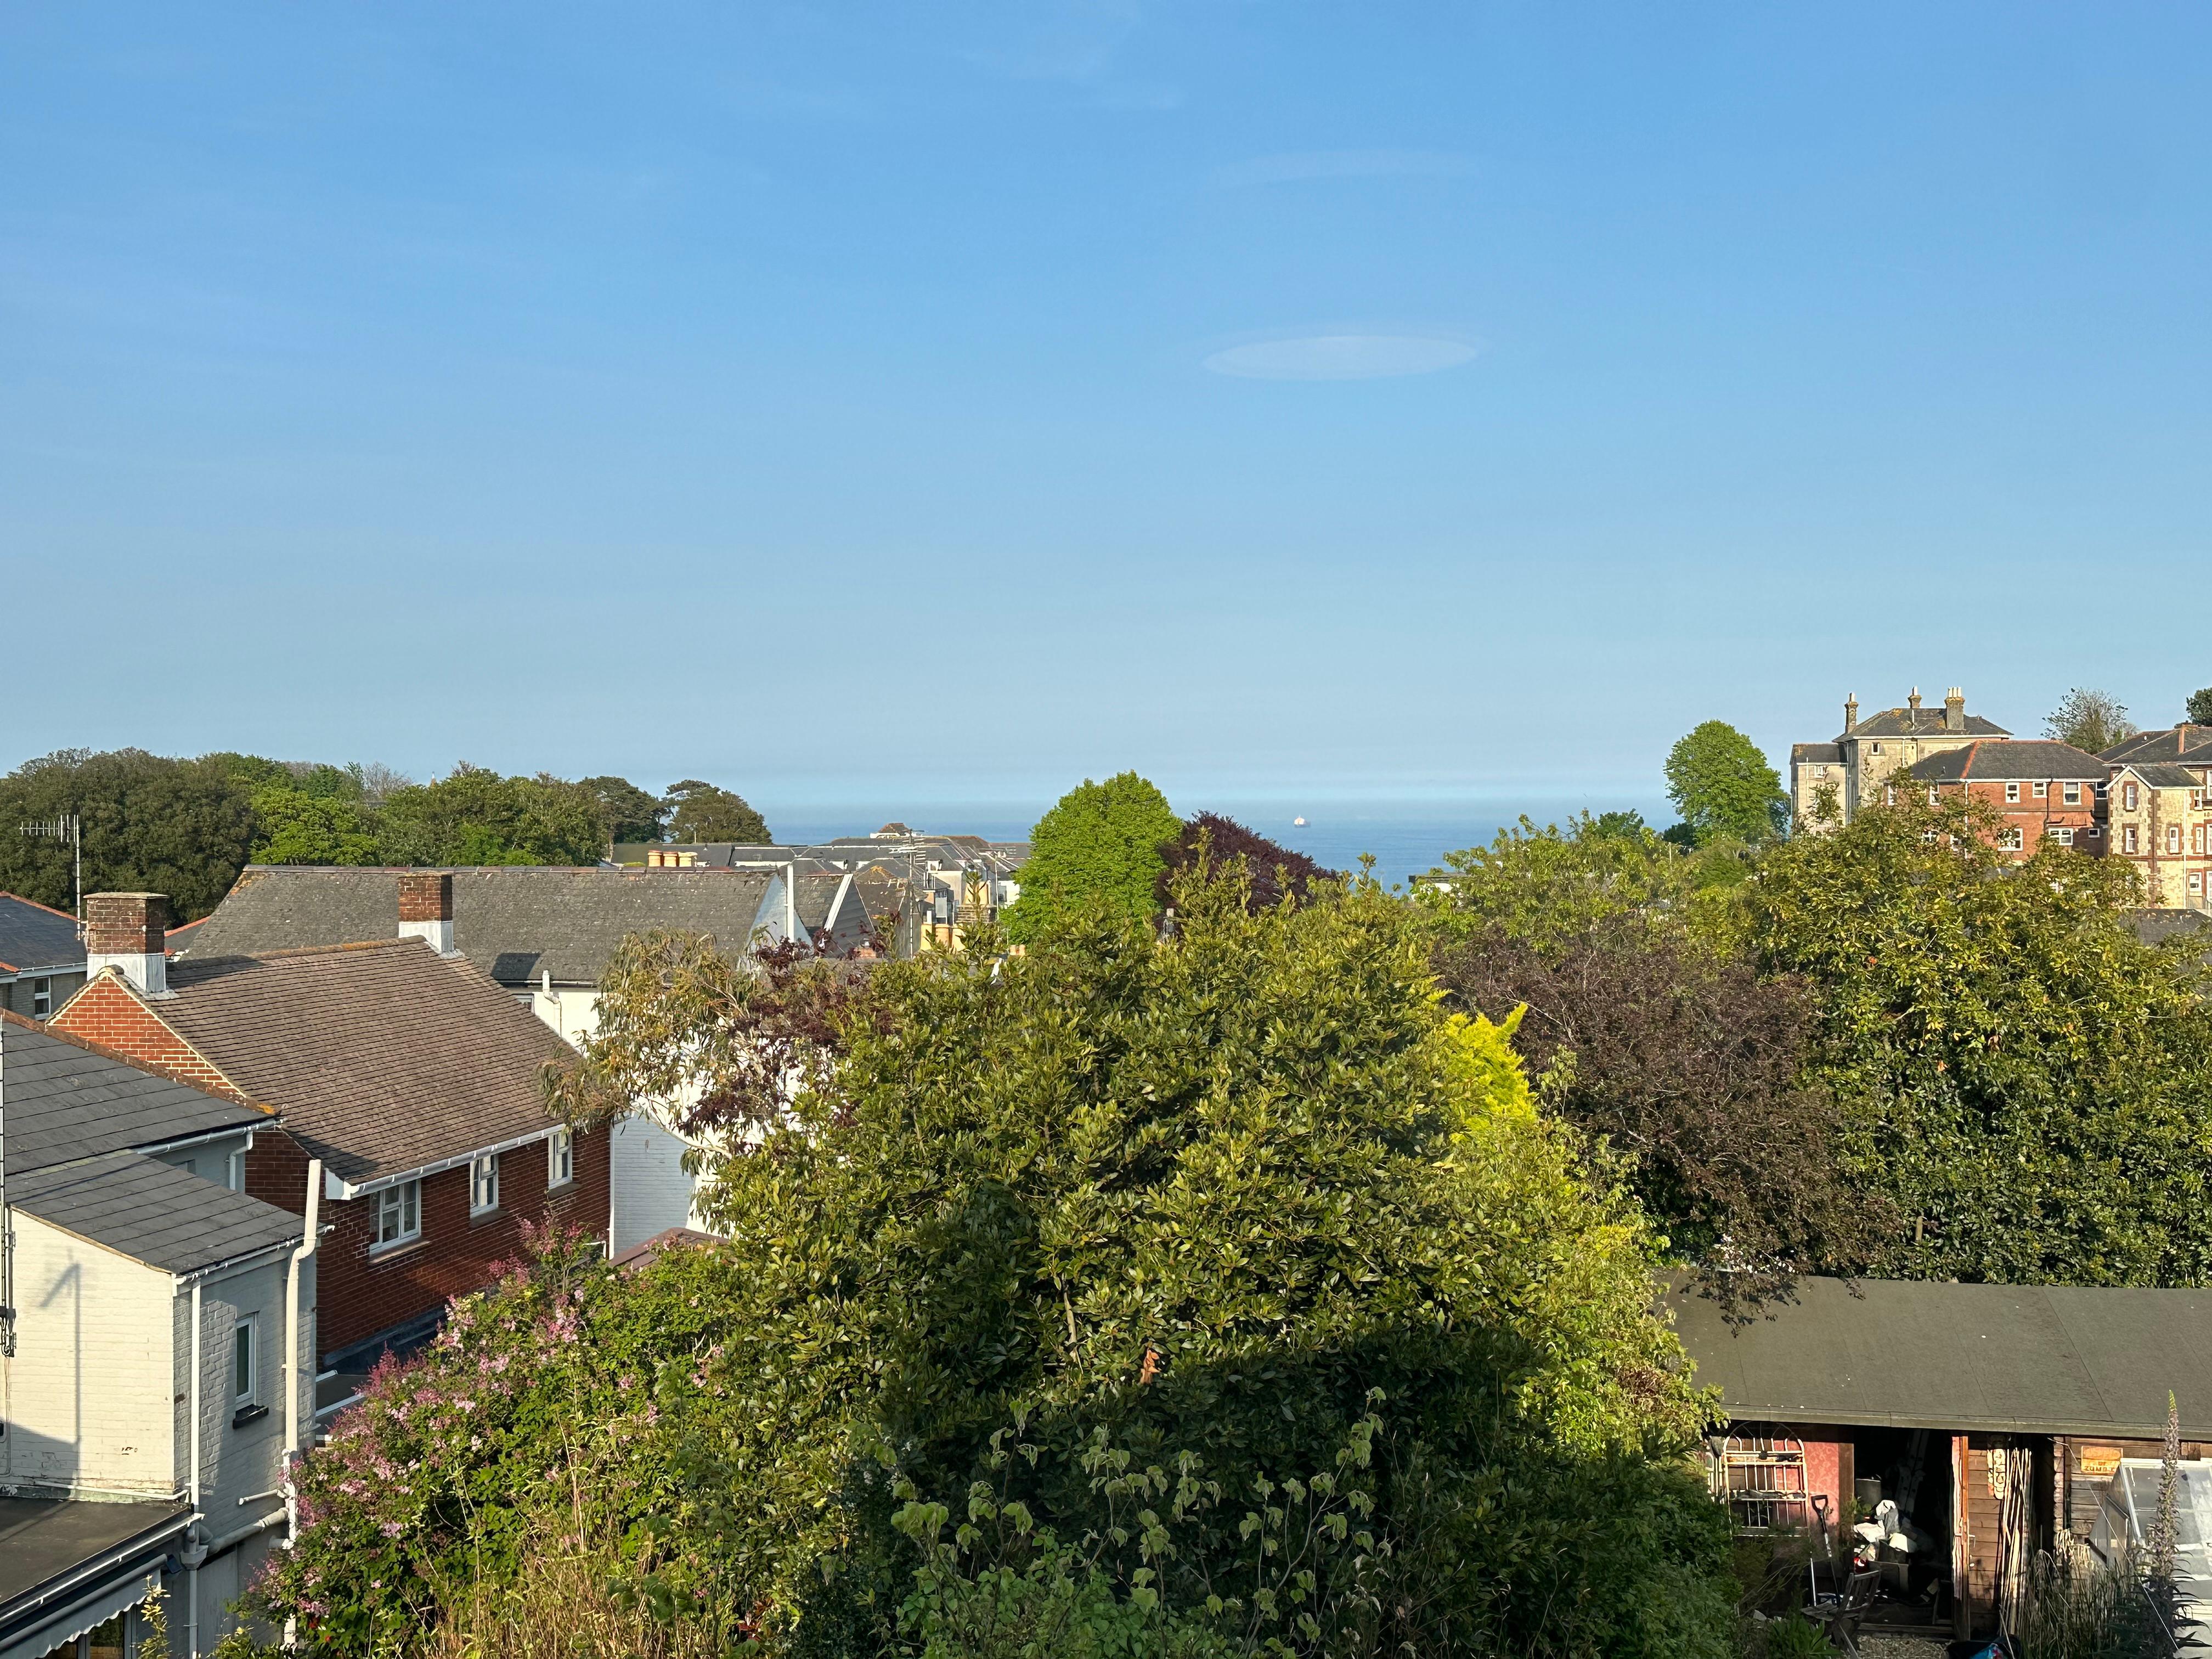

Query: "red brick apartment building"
left=1904, top=739, right=2108, bottom=860
left=52, top=878, right=606, bottom=1379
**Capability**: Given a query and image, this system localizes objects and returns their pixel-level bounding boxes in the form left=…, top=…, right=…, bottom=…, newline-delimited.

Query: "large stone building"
left=1791, top=687, right=2010, bottom=830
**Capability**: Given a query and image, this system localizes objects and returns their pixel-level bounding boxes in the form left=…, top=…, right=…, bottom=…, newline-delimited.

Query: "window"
left=1885, top=786, right=1897, bottom=806
left=2193, top=874, right=2204, bottom=894
left=471, top=1153, right=500, bottom=1216
left=2126, top=783, right=2140, bottom=811
left=30, top=977, right=51, bottom=1018
left=375, top=1180, right=421, bottom=1249
left=2005, top=782, right=2021, bottom=803
left=1872, top=743, right=1884, bottom=754
left=548, top=1127, right=574, bottom=1188
left=2063, top=782, right=2083, bottom=806
left=233, top=1315, right=258, bottom=1407
left=1928, top=786, right=1940, bottom=805
left=2170, top=826, right=2184, bottom=855
left=2033, top=781, right=2048, bottom=799
left=2097, top=781, right=2109, bottom=800
left=2126, top=825, right=2141, bottom=854
left=2052, top=827, right=2075, bottom=847
left=1997, top=826, right=2024, bottom=851
left=2085, top=824, right=2102, bottom=839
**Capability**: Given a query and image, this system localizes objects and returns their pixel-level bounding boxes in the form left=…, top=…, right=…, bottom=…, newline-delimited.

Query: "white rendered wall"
left=1, top=1216, right=176, bottom=1496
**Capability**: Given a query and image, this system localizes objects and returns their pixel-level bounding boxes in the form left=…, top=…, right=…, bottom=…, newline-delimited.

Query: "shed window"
left=376, top=1180, right=421, bottom=1249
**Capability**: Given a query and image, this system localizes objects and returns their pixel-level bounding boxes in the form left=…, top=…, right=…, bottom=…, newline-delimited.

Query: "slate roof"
left=1842, top=708, right=2010, bottom=741
left=1791, top=743, right=1843, bottom=764
left=9, top=1150, right=302, bottom=1274
left=2114, top=761, right=2207, bottom=790
left=1907, top=739, right=2106, bottom=783
left=2103, top=725, right=2212, bottom=764
left=1672, top=1276, right=2212, bottom=1438
left=177, top=866, right=775, bottom=986
left=2131, top=909, right=2212, bottom=950
left=0, top=893, right=83, bottom=975
left=155, top=939, right=573, bottom=1184
left=0, top=1014, right=266, bottom=1177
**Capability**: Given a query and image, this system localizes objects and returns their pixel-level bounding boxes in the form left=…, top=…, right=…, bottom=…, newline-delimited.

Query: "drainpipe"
left=185, top=1279, right=206, bottom=1658
left=284, top=1159, right=323, bottom=1543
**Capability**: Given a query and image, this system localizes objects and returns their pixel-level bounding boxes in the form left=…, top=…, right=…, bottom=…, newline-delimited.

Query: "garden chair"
left=1805, top=1568, right=1880, bottom=1656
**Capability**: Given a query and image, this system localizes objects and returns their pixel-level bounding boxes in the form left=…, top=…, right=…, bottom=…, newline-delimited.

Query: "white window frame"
left=470, top=1153, right=500, bottom=1216
left=375, top=1178, right=422, bottom=1251
left=233, top=1314, right=258, bottom=1408
left=548, top=1127, right=574, bottom=1189
left=2005, top=782, right=2021, bottom=803
left=31, top=977, right=52, bottom=1018
left=226, top=1150, right=245, bottom=1192
left=1997, top=826, right=2024, bottom=851
left=2126, top=783, right=2140, bottom=811
left=2063, top=782, right=2083, bottom=806
left=2126, top=825, right=2140, bottom=854
left=2170, top=826, right=2184, bottom=855
left=2085, top=823, right=2101, bottom=839
left=2052, top=826, right=2075, bottom=847
left=1871, top=743, right=1884, bottom=754
left=2033, top=781, right=2049, bottom=799
left=1927, top=786, right=1940, bottom=805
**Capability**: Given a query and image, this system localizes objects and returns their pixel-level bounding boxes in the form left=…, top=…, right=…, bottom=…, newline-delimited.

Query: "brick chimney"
left=85, top=892, right=172, bottom=999
left=1843, top=693, right=1859, bottom=735
left=398, top=871, right=457, bottom=956
left=1945, top=686, right=1966, bottom=733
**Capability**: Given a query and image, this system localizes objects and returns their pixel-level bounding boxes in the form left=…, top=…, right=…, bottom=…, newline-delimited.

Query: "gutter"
left=325, top=1125, right=562, bottom=1201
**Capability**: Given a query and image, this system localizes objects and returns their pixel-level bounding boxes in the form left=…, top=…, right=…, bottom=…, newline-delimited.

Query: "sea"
left=763, top=795, right=1671, bottom=890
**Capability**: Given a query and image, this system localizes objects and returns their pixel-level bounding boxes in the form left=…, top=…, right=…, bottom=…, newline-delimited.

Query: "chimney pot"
left=1909, top=687, right=1923, bottom=715
left=1843, top=693, right=1860, bottom=735
left=398, top=871, right=458, bottom=956
left=1945, top=686, right=1966, bottom=733
left=84, top=891, right=172, bottom=999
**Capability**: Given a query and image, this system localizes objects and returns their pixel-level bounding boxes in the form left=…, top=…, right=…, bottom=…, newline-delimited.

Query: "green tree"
left=579, top=775, right=667, bottom=845
left=1748, top=793, right=2212, bottom=1285
left=2186, top=687, right=2212, bottom=726
left=0, top=748, right=256, bottom=921
left=662, top=778, right=771, bottom=844
left=247, top=785, right=382, bottom=865
left=376, top=765, right=607, bottom=866
left=266, top=868, right=1734, bottom=1656
left=2045, top=686, right=2136, bottom=755
left=1003, top=772, right=1181, bottom=944
left=1663, top=721, right=1786, bottom=846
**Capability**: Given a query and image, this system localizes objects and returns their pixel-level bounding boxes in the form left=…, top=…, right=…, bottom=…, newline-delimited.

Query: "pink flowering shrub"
left=253, top=1223, right=746, bottom=1652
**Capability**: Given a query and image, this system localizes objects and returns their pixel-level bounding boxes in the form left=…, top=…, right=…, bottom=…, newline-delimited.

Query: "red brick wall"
left=1938, top=780, right=2102, bottom=860
left=246, top=1124, right=611, bottom=1364
left=50, top=977, right=246, bottom=1100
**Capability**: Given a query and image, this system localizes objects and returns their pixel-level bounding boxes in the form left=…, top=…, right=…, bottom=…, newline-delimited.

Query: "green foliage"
left=377, top=765, right=608, bottom=866
left=248, top=785, right=382, bottom=865
left=278, top=865, right=1734, bottom=1657
left=2015, top=1551, right=2170, bottom=1659
left=581, top=775, right=669, bottom=845
left=2045, top=686, right=2136, bottom=755
left=0, top=748, right=256, bottom=921
left=1663, top=723, right=1786, bottom=847
left=1421, top=814, right=1744, bottom=952
left=1003, top=772, right=1182, bottom=944
left=1588, top=809, right=1650, bottom=840
left=1756, top=1616, right=1827, bottom=1658
left=2188, top=687, right=2212, bottom=727
left=1748, top=793, right=2212, bottom=1284
left=662, top=779, right=771, bottom=844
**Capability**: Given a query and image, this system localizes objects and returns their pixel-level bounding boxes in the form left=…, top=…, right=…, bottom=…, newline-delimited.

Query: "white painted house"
left=1, top=1013, right=317, bottom=1659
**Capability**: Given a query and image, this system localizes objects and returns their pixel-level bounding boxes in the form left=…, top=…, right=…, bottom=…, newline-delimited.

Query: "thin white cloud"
left=1203, top=333, right=1481, bottom=381
left=1211, top=150, right=1477, bottom=188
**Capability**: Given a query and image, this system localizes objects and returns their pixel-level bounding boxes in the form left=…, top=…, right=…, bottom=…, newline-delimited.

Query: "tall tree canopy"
left=663, top=778, right=771, bottom=844
left=375, top=764, right=608, bottom=865
left=1750, top=794, right=2212, bottom=1285
left=1004, top=771, right=1181, bottom=944
left=2186, top=687, right=2212, bottom=726
left=1426, top=817, right=1867, bottom=1306
left=1156, top=811, right=1337, bottom=912
left=2045, top=686, right=2136, bottom=754
left=1662, top=720, right=1786, bottom=845
left=579, top=774, right=668, bottom=845
left=263, top=870, right=1731, bottom=1657
left=0, top=748, right=257, bottom=921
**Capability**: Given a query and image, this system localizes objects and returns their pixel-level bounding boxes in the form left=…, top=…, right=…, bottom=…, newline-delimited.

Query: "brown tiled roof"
left=160, top=939, right=572, bottom=1186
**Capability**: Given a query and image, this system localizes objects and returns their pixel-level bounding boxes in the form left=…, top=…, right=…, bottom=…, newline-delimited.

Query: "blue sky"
left=6, top=4, right=2211, bottom=813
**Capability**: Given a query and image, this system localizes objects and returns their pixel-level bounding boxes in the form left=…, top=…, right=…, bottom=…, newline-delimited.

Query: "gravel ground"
left=1854, top=1636, right=1952, bottom=1659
